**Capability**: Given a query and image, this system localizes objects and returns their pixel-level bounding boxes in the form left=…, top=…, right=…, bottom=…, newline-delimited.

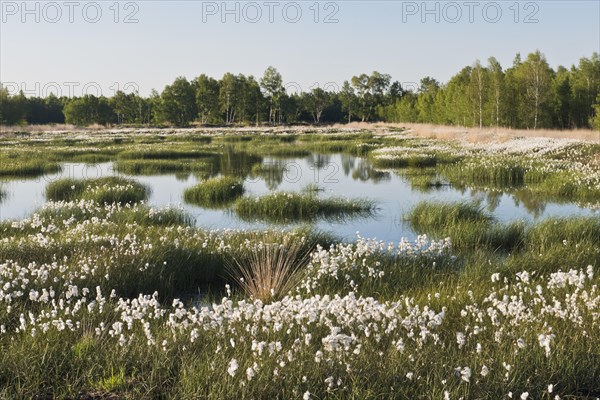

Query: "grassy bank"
left=115, top=159, right=212, bottom=175
left=45, top=177, right=149, bottom=204
left=184, top=176, right=245, bottom=207
left=0, top=158, right=61, bottom=178
left=234, top=191, right=376, bottom=223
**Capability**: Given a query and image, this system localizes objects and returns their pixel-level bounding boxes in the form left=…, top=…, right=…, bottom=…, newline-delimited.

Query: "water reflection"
left=341, top=154, right=355, bottom=176
left=513, top=190, right=548, bottom=217
left=0, top=150, right=597, bottom=243
left=351, top=161, right=391, bottom=183
left=307, top=154, right=331, bottom=170
left=249, top=161, right=287, bottom=191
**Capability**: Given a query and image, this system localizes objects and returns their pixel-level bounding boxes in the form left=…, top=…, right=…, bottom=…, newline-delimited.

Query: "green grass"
left=70, top=154, right=114, bottom=164
left=532, top=171, right=600, bottom=203
left=407, top=201, right=526, bottom=251
left=408, top=201, right=492, bottom=228
left=257, top=146, right=311, bottom=158
left=115, top=159, right=212, bottom=175
left=234, top=191, right=376, bottom=223
left=399, top=168, right=447, bottom=191
left=442, top=156, right=600, bottom=205
left=183, top=176, right=244, bottom=207
left=441, top=157, right=528, bottom=187
left=372, top=154, right=438, bottom=168
left=0, top=198, right=599, bottom=398
left=0, top=159, right=61, bottom=177
left=45, top=176, right=149, bottom=204
left=117, top=149, right=218, bottom=160
left=1, top=130, right=600, bottom=399
left=527, top=216, right=600, bottom=250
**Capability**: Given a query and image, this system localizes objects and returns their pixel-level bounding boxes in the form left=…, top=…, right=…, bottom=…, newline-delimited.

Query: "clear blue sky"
left=1, top=0, right=599, bottom=96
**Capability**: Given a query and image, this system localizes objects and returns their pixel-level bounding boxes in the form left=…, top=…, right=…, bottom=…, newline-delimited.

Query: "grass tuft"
left=183, top=176, right=244, bottom=207
left=115, top=159, right=211, bottom=175
left=45, top=177, right=149, bottom=204
left=234, top=192, right=375, bottom=223
left=0, top=159, right=61, bottom=178
left=226, top=236, right=310, bottom=302
left=408, top=201, right=491, bottom=229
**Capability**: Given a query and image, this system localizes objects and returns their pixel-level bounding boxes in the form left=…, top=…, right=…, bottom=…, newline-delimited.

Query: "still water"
left=0, top=153, right=596, bottom=243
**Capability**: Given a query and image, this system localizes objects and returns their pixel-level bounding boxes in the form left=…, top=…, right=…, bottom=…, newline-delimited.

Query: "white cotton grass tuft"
left=227, top=358, right=238, bottom=377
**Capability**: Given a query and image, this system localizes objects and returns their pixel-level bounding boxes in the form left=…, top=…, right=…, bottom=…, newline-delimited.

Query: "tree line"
left=1, top=51, right=599, bottom=130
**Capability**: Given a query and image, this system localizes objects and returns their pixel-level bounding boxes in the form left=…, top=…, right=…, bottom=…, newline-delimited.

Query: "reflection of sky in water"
left=1, top=155, right=597, bottom=243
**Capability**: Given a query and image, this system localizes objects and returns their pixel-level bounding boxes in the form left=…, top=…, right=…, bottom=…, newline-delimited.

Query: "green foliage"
left=260, top=66, right=284, bottom=124
left=45, top=177, right=149, bottom=204
left=194, top=74, right=220, bottom=124
left=117, top=149, right=217, bottom=160
left=184, top=176, right=244, bottom=207
left=407, top=201, right=527, bottom=251
left=590, top=92, right=600, bottom=130
left=2, top=52, right=599, bottom=129
left=63, top=95, right=115, bottom=126
left=234, top=191, right=375, bottom=223
left=0, top=89, right=26, bottom=125
left=156, top=77, right=197, bottom=127
left=0, top=158, right=61, bottom=177
left=302, top=87, right=333, bottom=123
left=408, top=201, right=492, bottom=229
left=109, top=91, right=153, bottom=124
left=115, top=159, right=210, bottom=175
left=441, top=157, right=528, bottom=187
left=93, top=368, right=128, bottom=392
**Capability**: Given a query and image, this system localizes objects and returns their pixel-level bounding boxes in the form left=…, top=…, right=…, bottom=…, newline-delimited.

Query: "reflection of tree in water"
left=467, top=190, right=494, bottom=211
left=351, top=161, right=391, bottom=183
left=218, top=146, right=263, bottom=177
left=340, top=154, right=355, bottom=176
left=174, top=172, right=191, bottom=182
left=307, top=153, right=331, bottom=170
left=513, top=189, right=547, bottom=217
left=250, top=162, right=286, bottom=191
left=486, top=192, right=502, bottom=213
left=481, top=190, right=502, bottom=213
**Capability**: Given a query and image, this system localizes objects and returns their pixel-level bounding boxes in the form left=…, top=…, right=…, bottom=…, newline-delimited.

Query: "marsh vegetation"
left=0, top=128, right=599, bottom=398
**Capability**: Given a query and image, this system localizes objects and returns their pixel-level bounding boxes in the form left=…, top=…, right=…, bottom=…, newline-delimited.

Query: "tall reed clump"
left=226, top=236, right=310, bottom=302
left=234, top=192, right=375, bottom=223
left=184, top=176, right=244, bottom=207
left=45, top=177, right=149, bottom=204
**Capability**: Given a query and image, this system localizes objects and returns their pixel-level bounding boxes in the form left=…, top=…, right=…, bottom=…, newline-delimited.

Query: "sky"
left=1, top=0, right=599, bottom=97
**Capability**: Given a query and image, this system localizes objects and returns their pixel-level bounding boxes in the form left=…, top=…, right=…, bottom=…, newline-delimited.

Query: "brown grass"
left=351, top=122, right=600, bottom=143
left=0, top=123, right=105, bottom=134
left=2, top=122, right=598, bottom=143
left=226, top=236, right=310, bottom=302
